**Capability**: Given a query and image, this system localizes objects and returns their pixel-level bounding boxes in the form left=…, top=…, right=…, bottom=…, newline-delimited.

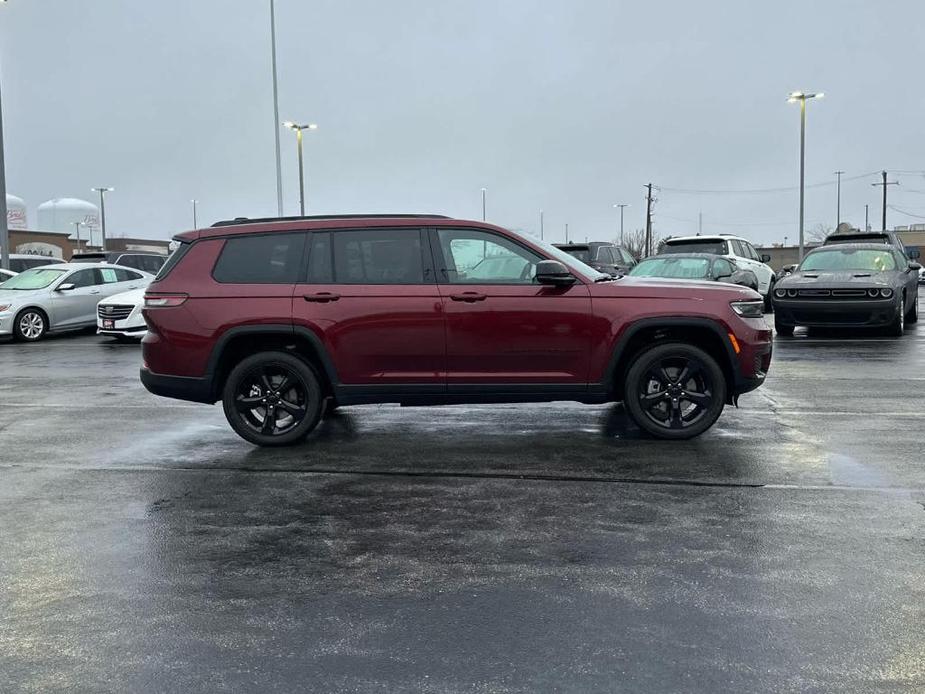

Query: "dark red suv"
left=141, top=214, right=771, bottom=446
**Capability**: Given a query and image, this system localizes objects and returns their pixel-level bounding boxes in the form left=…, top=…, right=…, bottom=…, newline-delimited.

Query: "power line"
left=658, top=171, right=880, bottom=195
left=659, top=213, right=823, bottom=228
left=887, top=205, right=925, bottom=220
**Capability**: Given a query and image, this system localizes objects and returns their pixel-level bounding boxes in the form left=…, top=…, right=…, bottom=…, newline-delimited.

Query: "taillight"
left=144, top=292, right=188, bottom=308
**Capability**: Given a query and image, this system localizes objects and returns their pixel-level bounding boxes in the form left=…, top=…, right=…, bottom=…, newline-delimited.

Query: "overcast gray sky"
left=2, top=0, right=925, bottom=244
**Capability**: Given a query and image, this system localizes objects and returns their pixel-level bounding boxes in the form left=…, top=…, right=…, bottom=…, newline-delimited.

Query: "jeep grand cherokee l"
left=140, top=214, right=772, bottom=446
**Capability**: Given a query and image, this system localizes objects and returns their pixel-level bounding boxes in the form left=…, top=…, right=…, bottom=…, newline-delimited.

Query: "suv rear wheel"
left=221, top=351, right=323, bottom=446
left=623, top=343, right=726, bottom=440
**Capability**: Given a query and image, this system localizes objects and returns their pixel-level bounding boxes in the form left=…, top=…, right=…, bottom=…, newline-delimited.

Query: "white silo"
left=37, top=198, right=101, bottom=247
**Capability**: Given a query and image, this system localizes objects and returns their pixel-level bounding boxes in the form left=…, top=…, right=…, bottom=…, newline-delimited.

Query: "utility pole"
left=191, top=199, right=199, bottom=229
left=644, top=183, right=654, bottom=257
left=864, top=204, right=869, bottom=231
left=565, top=223, right=569, bottom=243
left=270, top=0, right=283, bottom=216
left=834, top=171, right=844, bottom=225
left=0, top=70, right=8, bottom=271
left=698, top=210, right=703, bottom=234
left=481, top=188, right=487, bottom=221
left=871, top=171, right=898, bottom=232
left=539, top=210, right=544, bottom=240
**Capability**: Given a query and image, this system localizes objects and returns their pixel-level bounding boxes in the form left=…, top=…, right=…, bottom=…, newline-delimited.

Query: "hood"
left=0, top=288, right=46, bottom=302
left=98, top=287, right=147, bottom=306
left=778, top=270, right=893, bottom=288
left=593, top=275, right=758, bottom=300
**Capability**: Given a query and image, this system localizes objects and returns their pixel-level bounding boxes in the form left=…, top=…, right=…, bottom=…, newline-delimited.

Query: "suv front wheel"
left=623, top=343, right=727, bottom=440
left=221, top=351, right=324, bottom=446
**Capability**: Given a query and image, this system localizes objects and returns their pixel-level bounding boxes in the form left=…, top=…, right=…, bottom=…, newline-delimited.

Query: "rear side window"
left=331, top=229, right=425, bottom=284
left=307, top=232, right=333, bottom=283
left=213, top=233, right=306, bottom=284
left=154, top=242, right=191, bottom=281
left=115, top=255, right=142, bottom=270
left=142, top=255, right=165, bottom=273
left=662, top=240, right=728, bottom=255
left=114, top=268, right=143, bottom=281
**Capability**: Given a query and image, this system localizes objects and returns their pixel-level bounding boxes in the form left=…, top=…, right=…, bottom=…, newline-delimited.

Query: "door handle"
left=303, top=292, right=340, bottom=303
left=449, top=292, right=487, bottom=302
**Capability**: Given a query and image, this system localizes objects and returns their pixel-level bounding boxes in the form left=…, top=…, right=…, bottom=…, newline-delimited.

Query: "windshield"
left=662, top=240, right=727, bottom=255
left=0, top=267, right=67, bottom=290
left=561, top=248, right=591, bottom=263
left=800, top=248, right=898, bottom=272
left=631, top=257, right=711, bottom=279
left=505, top=229, right=608, bottom=280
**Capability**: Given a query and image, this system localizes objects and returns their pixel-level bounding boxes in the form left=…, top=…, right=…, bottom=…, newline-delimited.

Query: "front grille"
left=797, top=289, right=830, bottom=297
left=98, top=304, right=133, bottom=321
left=831, top=289, right=867, bottom=298
left=793, top=288, right=876, bottom=299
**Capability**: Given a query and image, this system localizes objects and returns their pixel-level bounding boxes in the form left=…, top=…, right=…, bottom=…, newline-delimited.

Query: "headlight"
left=0, top=304, right=10, bottom=312
left=879, top=288, right=893, bottom=298
left=774, top=288, right=786, bottom=298
left=867, top=288, right=879, bottom=298
left=787, top=289, right=798, bottom=298
left=730, top=300, right=765, bottom=318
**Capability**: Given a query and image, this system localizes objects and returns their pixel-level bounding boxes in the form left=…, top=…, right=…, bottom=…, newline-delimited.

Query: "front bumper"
left=773, top=297, right=898, bottom=327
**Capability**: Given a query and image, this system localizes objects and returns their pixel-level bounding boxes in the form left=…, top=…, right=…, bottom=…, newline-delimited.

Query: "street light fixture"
left=787, top=91, right=823, bottom=260
left=613, top=203, right=630, bottom=245
left=283, top=121, right=318, bottom=216
left=91, top=187, right=114, bottom=251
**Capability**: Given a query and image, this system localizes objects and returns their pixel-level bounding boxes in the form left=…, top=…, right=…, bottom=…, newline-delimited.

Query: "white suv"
left=660, top=234, right=776, bottom=308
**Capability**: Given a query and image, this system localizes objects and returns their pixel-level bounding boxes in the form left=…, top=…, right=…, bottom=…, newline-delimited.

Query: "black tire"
left=622, top=342, right=726, bottom=440
left=906, top=293, right=918, bottom=324
left=13, top=308, right=48, bottom=342
left=221, top=351, right=324, bottom=447
left=886, top=296, right=905, bottom=337
left=763, top=279, right=775, bottom=313
left=774, top=316, right=794, bottom=337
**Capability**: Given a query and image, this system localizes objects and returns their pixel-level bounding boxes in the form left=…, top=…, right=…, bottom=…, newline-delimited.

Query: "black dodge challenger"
left=772, top=243, right=921, bottom=336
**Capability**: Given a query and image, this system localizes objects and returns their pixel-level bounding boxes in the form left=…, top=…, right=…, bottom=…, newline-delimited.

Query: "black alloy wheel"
left=14, top=308, right=47, bottom=342
left=623, top=343, right=726, bottom=440
left=222, top=351, right=323, bottom=446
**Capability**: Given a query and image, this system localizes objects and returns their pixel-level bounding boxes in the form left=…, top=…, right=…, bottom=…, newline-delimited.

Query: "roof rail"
left=210, top=213, right=451, bottom=228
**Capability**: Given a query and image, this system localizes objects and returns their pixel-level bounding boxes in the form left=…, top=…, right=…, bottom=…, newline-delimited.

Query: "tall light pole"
left=864, top=204, right=869, bottom=231
left=283, top=121, right=317, bottom=216
left=0, top=0, right=9, bottom=271
left=565, top=223, right=569, bottom=243
left=539, top=209, right=544, bottom=240
left=834, top=171, right=844, bottom=226
left=191, top=199, right=199, bottom=228
left=91, top=187, right=113, bottom=251
left=787, top=91, right=823, bottom=260
left=481, top=188, right=487, bottom=221
left=270, top=0, right=283, bottom=216
left=613, top=203, right=629, bottom=245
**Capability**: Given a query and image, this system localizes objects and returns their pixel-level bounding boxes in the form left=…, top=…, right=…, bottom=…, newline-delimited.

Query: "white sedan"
left=97, top=287, right=149, bottom=341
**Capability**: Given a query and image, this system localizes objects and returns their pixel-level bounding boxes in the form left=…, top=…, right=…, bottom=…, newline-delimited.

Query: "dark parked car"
left=823, top=228, right=919, bottom=259
left=554, top=242, right=636, bottom=276
left=71, top=251, right=167, bottom=275
left=772, top=243, right=921, bottom=336
left=629, top=254, right=760, bottom=292
left=140, top=214, right=771, bottom=445
left=5, top=253, right=66, bottom=273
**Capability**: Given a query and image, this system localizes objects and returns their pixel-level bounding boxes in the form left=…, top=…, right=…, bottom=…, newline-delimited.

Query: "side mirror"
left=57, top=283, right=76, bottom=292
left=760, top=254, right=772, bottom=263
left=781, top=264, right=797, bottom=275
left=909, top=262, right=922, bottom=271
left=535, top=260, right=576, bottom=286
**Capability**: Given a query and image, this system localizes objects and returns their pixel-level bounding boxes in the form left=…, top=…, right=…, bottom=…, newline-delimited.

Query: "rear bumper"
left=140, top=367, right=215, bottom=404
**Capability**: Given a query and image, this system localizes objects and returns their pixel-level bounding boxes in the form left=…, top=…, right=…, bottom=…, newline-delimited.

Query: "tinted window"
left=437, top=228, right=541, bottom=284
left=619, top=248, right=636, bottom=264
left=307, top=232, right=333, bottom=283
left=143, top=256, right=165, bottom=273
left=596, top=247, right=616, bottom=264
left=115, top=255, right=142, bottom=270
left=331, top=229, right=425, bottom=284
left=213, top=233, right=306, bottom=283
left=69, top=269, right=100, bottom=288
left=662, top=240, right=727, bottom=255
left=743, top=242, right=760, bottom=261
left=114, top=268, right=143, bottom=282
left=561, top=247, right=591, bottom=263
left=155, top=242, right=191, bottom=281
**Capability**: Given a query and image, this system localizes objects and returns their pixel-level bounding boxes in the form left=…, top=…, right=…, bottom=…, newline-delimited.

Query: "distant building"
left=2, top=229, right=170, bottom=260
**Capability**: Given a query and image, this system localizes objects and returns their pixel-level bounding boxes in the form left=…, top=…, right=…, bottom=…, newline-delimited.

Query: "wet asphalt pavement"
left=1, top=292, right=924, bottom=693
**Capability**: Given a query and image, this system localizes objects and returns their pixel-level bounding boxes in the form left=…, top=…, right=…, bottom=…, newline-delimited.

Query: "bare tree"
left=620, top=228, right=663, bottom=259
left=807, top=223, right=832, bottom=244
